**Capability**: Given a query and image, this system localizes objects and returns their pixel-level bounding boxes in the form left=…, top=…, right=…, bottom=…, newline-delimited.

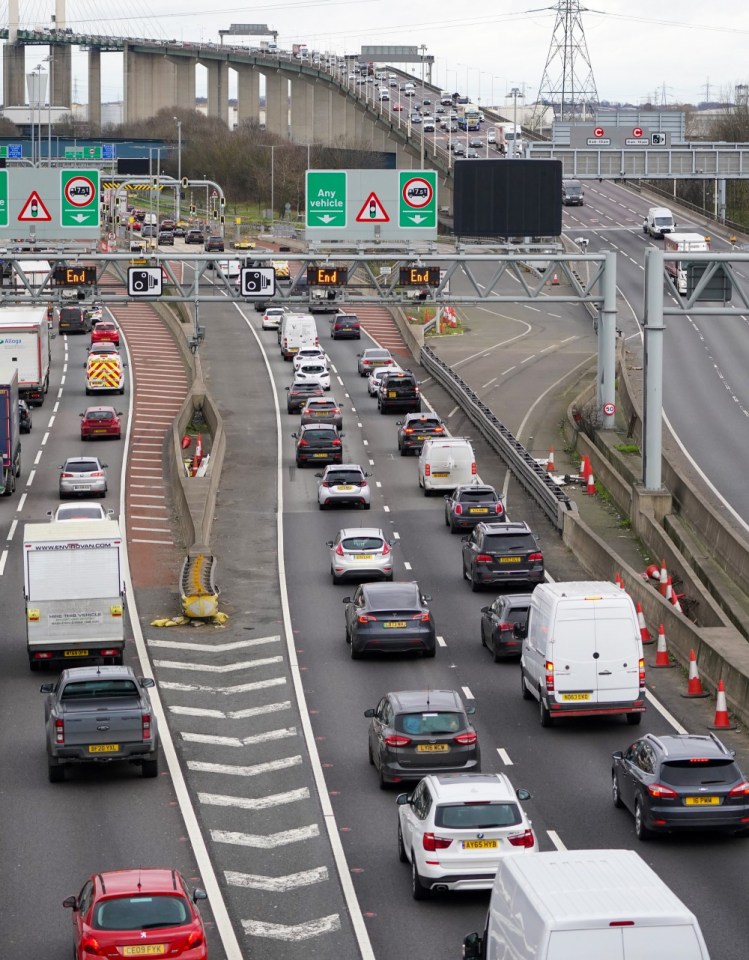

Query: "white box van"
left=643, top=206, right=675, bottom=238
left=403, top=82, right=415, bottom=97
left=280, top=313, right=318, bottom=360
left=463, top=849, right=711, bottom=960
left=520, top=581, right=645, bottom=726
left=418, top=437, right=476, bottom=495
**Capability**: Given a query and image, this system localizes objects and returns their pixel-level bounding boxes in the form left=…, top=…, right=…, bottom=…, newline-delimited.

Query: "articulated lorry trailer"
left=0, top=305, right=51, bottom=405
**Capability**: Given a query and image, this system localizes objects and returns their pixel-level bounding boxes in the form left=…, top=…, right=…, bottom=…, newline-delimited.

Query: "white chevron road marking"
left=182, top=727, right=297, bottom=747
left=148, top=634, right=281, bottom=652
left=241, top=915, right=341, bottom=941
left=169, top=700, right=292, bottom=719
left=199, top=788, right=309, bottom=810
left=225, top=867, right=327, bottom=892
left=153, top=656, right=282, bottom=672
left=159, top=677, right=286, bottom=694
left=212, top=824, right=319, bottom=847
left=187, top=756, right=302, bottom=777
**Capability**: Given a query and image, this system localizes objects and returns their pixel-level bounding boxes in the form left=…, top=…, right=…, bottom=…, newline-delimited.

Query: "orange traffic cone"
left=579, top=454, right=592, bottom=480
left=709, top=680, right=737, bottom=730
left=615, top=572, right=622, bottom=589
left=681, top=650, right=709, bottom=698
left=670, top=584, right=683, bottom=614
left=658, top=560, right=669, bottom=597
left=584, top=471, right=596, bottom=495
left=636, top=602, right=652, bottom=644
left=551, top=273, right=560, bottom=286
left=651, top=624, right=675, bottom=668
left=664, top=576, right=674, bottom=604
left=547, top=447, right=555, bottom=473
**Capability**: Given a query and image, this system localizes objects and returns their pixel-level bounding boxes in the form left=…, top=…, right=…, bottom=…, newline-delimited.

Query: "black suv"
left=157, top=229, right=174, bottom=245
left=445, top=484, right=505, bottom=532
left=204, top=235, right=225, bottom=252
left=612, top=733, right=749, bottom=839
left=396, top=413, right=445, bottom=455
left=292, top=423, right=343, bottom=467
left=461, top=521, right=543, bottom=591
left=330, top=313, right=361, bottom=340
left=58, top=305, right=90, bottom=334
left=377, top=371, right=421, bottom=414
left=286, top=381, right=325, bottom=414
left=18, top=399, right=32, bottom=432
left=185, top=228, right=205, bottom=245
left=480, top=593, right=533, bottom=661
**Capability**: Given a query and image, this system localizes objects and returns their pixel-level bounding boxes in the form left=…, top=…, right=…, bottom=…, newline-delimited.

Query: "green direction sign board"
left=399, top=171, right=437, bottom=228
left=65, top=146, right=101, bottom=160
left=60, top=169, right=100, bottom=228
left=0, top=171, right=7, bottom=227
left=306, top=171, right=347, bottom=228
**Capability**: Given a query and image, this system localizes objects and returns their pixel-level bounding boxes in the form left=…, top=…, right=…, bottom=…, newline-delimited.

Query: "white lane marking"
left=33, top=450, right=42, bottom=465
left=225, top=867, right=326, bottom=891
left=461, top=685, right=475, bottom=700
left=159, top=677, right=287, bottom=695
left=481, top=377, right=497, bottom=389
left=363, top=439, right=368, bottom=446
left=202, top=788, right=309, bottom=810
left=393, top=531, right=400, bottom=540
left=42, top=431, right=49, bottom=445
left=62, top=363, right=67, bottom=374
left=60, top=375, right=65, bottom=385
left=357, top=422, right=363, bottom=428
left=375, top=480, right=382, bottom=487
left=521, top=354, right=536, bottom=364
left=447, top=405, right=459, bottom=418
left=547, top=830, right=567, bottom=851
left=188, top=755, right=303, bottom=777
left=330, top=363, right=338, bottom=373
left=149, top=635, right=281, bottom=652
left=212, top=825, right=319, bottom=848
left=403, top=561, right=412, bottom=570
left=153, top=656, right=282, bottom=673
left=645, top=688, right=688, bottom=734
left=26, top=469, right=35, bottom=486
left=7, top=519, right=17, bottom=541
left=383, top=505, right=390, bottom=512
left=497, top=748, right=513, bottom=766
left=170, top=701, right=291, bottom=720
left=337, top=375, right=344, bottom=385
left=182, top=728, right=297, bottom=747
left=57, top=388, right=63, bottom=399
left=350, top=406, right=356, bottom=412
left=436, top=635, right=447, bottom=647
left=53, top=401, right=60, bottom=413
left=47, top=416, right=55, bottom=427
left=369, top=458, right=375, bottom=465
left=241, top=916, right=341, bottom=942
left=501, top=366, right=516, bottom=375
left=16, top=493, right=27, bottom=511
left=0, top=550, right=7, bottom=575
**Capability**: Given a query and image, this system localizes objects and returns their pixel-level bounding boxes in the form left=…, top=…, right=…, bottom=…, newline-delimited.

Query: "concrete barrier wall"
left=392, top=307, right=425, bottom=364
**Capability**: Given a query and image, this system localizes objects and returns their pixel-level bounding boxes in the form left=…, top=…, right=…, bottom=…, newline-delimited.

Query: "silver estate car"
left=327, top=527, right=394, bottom=584
left=59, top=457, right=108, bottom=498
left=316, top=463, right=371, bottom=509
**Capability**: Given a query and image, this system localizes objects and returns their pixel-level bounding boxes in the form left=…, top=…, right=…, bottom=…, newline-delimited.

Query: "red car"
left=80, top=406, right=122, bottom=440
left=91, top=321, right=120, bottom=346
left=64, top=868, right=209, bottom=959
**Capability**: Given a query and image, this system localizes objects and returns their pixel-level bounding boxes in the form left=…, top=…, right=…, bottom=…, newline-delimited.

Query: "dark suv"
left=292, top=423, right=343, bottom=467
left=331, top=313, right=361, bottom=340
left=377, top=371, right=421, bottom=414
left=58, top=305, right=90, bottom=334
left=445, top=484, right=505, bottom=532
left=204, top=235, right=225, bottom=252
left=461, top=521, right=543, bottom=591
left=612, top=733, right=749, bottom=839
left=286, top=381, right=324, bottom=414
left=396, top=413, right=445, bottom=455
left=480, top=593, right=533, bottom=661
left=185, top=228, right=205, bottom=245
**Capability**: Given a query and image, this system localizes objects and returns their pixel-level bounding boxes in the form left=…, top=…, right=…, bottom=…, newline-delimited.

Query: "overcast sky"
left=13, top=0, right=749, bottom=106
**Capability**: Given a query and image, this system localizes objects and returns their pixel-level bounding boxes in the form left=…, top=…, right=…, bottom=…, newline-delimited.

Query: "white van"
left=403, top=82, right=416, bottom=97
left=418, top=437, right=476, bottom=495
left=520, top=581, right=645, bottom=726
left=280, top=312, right=318, bottom=360
left=463, top=849, right=711, bottom=960
left=643, top=206, right=676, bottom=238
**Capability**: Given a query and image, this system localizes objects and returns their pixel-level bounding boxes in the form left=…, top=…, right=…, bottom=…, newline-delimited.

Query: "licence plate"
left=383, top=621, right=407, bottom=628
left=685, top=796, right=720, bottom=805
left=463, top=839, right=498, bottom=849
left=355, top=554, right=374, bottom=560
left=416, top=743, right=449, bottom=753
left=432, top=472, right=449, bottom=478
left=469, top=507, right=488, bottom=514
left=500, top=556, right=521, bottom=563
left=388, top=391, right=397, bottom=398
left=313, top=452, right=328, bottom=457
left=64, top=649, right=89, bottom=657
left=561, top=692, right=591, bottom=701
left=336, top=485, right=354, bottom=491
left=88, top=744, right=120, bottom=753
left=416, top=435, right=427, bottom=440
left=73, top=484, right=91, bottom=491
left=122, top=947, right=167, bottom=957
left=94, top=429, right=108, bottom=433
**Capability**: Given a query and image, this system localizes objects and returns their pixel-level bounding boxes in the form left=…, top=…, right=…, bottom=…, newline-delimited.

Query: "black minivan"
left=562, top=179, right=584, bottom=206
left=331, top=313, right=361, bottom=340
left=58, top=305, right=90, bottom=334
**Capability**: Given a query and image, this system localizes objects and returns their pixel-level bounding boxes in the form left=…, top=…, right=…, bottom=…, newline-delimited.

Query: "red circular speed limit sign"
left=593, top=127, right=605, bottom=138
left=632, top=127, right=643, bottom=138
left=64, top=175, right=96, bottom=207
left=603, top=401, right=616, bottom=417
left=402, top=176, right=433, bottom=208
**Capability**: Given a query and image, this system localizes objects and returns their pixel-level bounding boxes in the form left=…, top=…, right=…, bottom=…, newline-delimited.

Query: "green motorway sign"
left=65, top=146, right=101, bottom=160
left=60, top=169, right=100, bottom=228
left=398, top=171, right=437, bottom=228
left=0, top=170, right=7, bottom=227
left=306, top=171, right=347, bottom=227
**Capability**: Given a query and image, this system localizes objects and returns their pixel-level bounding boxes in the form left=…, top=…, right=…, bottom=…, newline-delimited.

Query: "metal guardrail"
left=420, top=345, right=578, bottom=529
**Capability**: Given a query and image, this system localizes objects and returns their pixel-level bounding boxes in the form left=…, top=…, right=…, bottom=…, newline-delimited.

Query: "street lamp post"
left=173, top=117, right=182, bottom=221
left=509, top=86, right=521, bottom=157
left=419, top=44, right=427, bottom=170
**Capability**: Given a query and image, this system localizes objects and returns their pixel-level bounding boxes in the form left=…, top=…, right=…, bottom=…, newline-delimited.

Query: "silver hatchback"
left=316, top=463, right=371, bottom=509
left=327, top=527, right=394, bottom=584
left=59, top=457, right=108, bottom=498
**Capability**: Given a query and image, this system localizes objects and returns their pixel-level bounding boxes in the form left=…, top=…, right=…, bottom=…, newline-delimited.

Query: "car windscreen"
left=482, top=534, right=534, bottom=553
left=61, top=680, right=139, bottom=699
left=299, top=365, right=326, bottom=375
left=304, top=429, right=337, bottom=440
left=406, top=418, right=440, bottom=429
left=60, top=307, right=83, bottom=320
left=64, top=461, right=101, bottom=473
left=366, top=351, right=390, bottom=360
left=341, top=536, right=383, bottom=551
left=306, top=401, right=336, bottom=410
left=326, top=471, right=365, bottom=485
left=435, top=802, right=522, bottom=829
left=336, top=318, right=358, bottom=327
left=458, top=489, right=497, bottom=503
left=395, top=712, right=466, bottom=735
left=92, top=894, right=190, bottom=931
left=660, top=759, right=741, bottom=787
left=384, top=378, right=415, bottom=393
left=59, top=507, right=104, bottom=520
left=655, top=217, right=672, bottom=225
left=293, top=384, right=322, bottom=393
left=86, top=411, right=115, bottom=420
left=504, top=605, right=530, bottom=625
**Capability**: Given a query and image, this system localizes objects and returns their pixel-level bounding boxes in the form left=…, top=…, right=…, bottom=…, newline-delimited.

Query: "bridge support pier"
left=312, top=83, right=332, bottom=144
left=290, top=77, right=314, bottom=143
left=263, top=71, right=287, bottom=137
left=204, top=59, right=229, bottom=125
left=3, top=43, right=25, bottom=106
left=236, top=65, right=260, bottom=126
left=125, top=46, right=195, bottom=122
left=87, top=48, right=101, bottom=128
left=51, top=44, right=71, bottom=107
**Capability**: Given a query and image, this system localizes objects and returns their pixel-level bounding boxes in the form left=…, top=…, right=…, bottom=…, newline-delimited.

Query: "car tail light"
left=384, top=734, right=411, bottom=747
left=80, top=935, right=103, bottom=955
left=298, top=438, right=308, bottom=447
left=424, top=464, right=431, bottom=476
left=186, top=931, right=205, bottom=949
left=471, top=462, right=477, bottom=475
left=412, top=612, right=430, bottom=622
left=647, top=783, right=678, bottom=799
left=423, top=832, right=452, bottom=851
left=61, top=472, right=74, bottom=478
left=497, top=621, right=513, bottom=632
left=545, top=660, right=555, bottom=692
left=55, top=718, right=64, bottom=744
left=528, top=552, right=543, bottom=562
left=382, top=542, right=391, bottom=556
left=404, top=427, right=414, bottom=434
left=476, top=554, right=493, bottom=563
left=639, top=658, right=646, bottom=688
left=728, top=781, right=749, bottom=797
left=335, top=543, right=345, bottom=556
left=332, top=438, right=341, bottom=447
left=434, top=426, right=444, bottom=433
left=142, top=713, right=152, bottom=739
left=89, top=471, right=103, bottom=478
left=283, top=337, right=288, bottom=348
left=358, top=614, right=376, bottom=624
left=494, top=503, right=504, bottom=515
left=332, top=408, right=341, bottom=415
left=454, top=503, right=463, bottom=515
left=508, top=829, right=535, bottom=848
left=454, top=731, right=478, bottom=745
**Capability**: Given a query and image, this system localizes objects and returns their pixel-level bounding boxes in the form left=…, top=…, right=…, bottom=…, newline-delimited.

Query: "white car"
left=261, top=307, right=285, bottom=330
left=48, top=502, right=113, bottom=522
left=295, top=361, right=330, bottom=390
left=327, top=526, right=393, bottom=583
left=316, top=464, right=371, bottom=510
left=397, top=773, right=536, bottom=898
left=368, top=364, right=402, bottom=396
left=293, top=347, right=329, bottom=372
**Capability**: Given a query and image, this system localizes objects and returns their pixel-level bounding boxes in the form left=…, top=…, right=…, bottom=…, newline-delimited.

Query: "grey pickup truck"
left=41, top=665, right=159, bottom=783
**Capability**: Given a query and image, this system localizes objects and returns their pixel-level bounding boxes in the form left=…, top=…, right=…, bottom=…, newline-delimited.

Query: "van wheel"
left=48, top=761, right=65, bottom=783
left=635, top=800, right=652, bottom=840
left=539, top=696, right=552, bottom=727
left=142, top=756, right=159, bottom=778
left=626, top=712, right=642, bottom=726
left=612, top=771, right=624, bottom=808
left=411, top=856, right=430, bottom=900
left=520, top=669, right=532, bottom=700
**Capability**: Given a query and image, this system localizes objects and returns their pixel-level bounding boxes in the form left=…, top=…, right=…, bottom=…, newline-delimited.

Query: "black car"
left=461, top=521, right=544, bottom=591
left=396, top=413, right=445, bottom=455
left=140, top=224, right=156, bottom=238
left=18, top=399, right=32, bottom=433
left=444, top=484, right=505, bottom=532
left=480, top=593, right=533, bottom=661
left=612, top=733, right=749, bottom=839
left=185, top=229, right=205, bottom=245
left=330, top=313, right=361, bottom=340
left=173, top=224, right=186, bottom=238
left=58, top=305, right=90, bottom=334
left=204, top=235, right=225, bottom=252
left=292, top=423, right=343, bottom=467
left=343, top=581, right=436, bottom=659
left=377, top=371, right=421, bottom=414
left=286, top=381, right=325, bottom=414
left=157, top=230, right=174, bottom=245
left=364, top=689, right=479, bottom=788
left=469, top=137, right=484, bottom=148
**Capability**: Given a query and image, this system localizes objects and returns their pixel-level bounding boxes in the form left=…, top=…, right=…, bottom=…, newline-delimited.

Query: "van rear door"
left=550, top=612, right=598, bottom=700
left=593, top=605, right=640, bottom=703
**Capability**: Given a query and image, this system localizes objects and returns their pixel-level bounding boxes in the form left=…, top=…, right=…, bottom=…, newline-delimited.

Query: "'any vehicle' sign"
left=60, top=170, right=100, bottom=228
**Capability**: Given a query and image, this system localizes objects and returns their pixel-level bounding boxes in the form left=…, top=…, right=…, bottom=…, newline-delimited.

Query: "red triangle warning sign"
left=18, top=190, right=52, bottom=222
left=356, top=191, right=390, bottom=223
